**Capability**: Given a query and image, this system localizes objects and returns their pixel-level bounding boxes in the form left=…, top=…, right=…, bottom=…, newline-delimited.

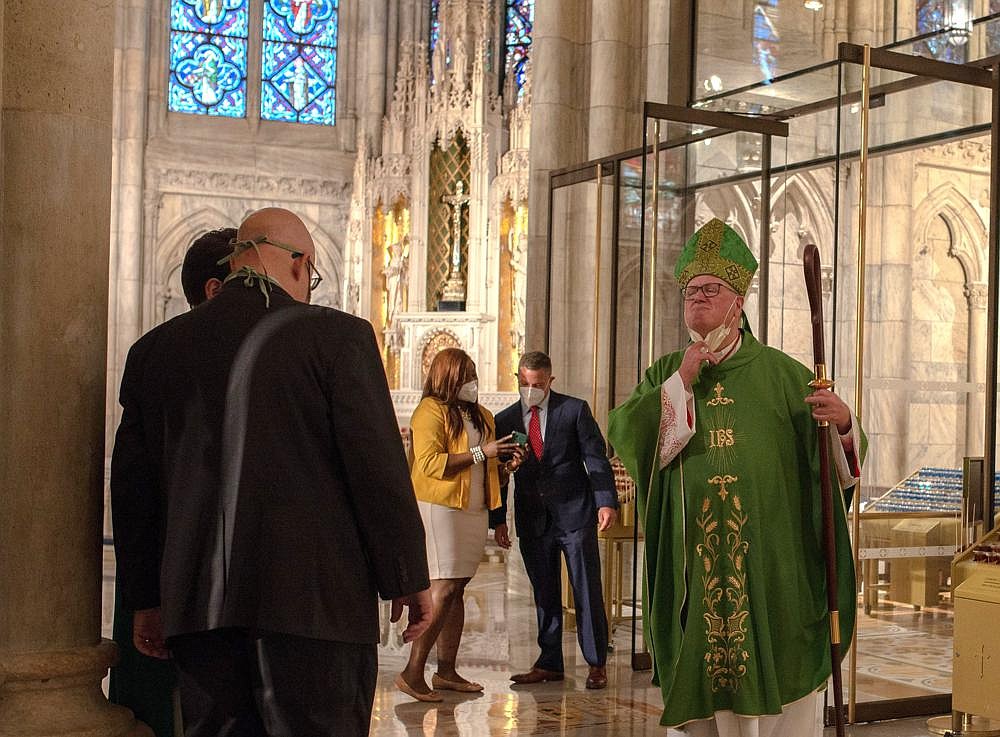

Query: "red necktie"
left=528, top=405, right=544, bottom=460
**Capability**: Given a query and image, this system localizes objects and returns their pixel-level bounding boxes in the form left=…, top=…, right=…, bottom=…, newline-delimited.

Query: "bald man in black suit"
left=112, top=208, right=431, bottom=737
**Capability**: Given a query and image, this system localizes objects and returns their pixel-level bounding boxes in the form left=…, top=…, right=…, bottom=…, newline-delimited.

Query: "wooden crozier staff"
left=802, top=243, right=846, bottom=737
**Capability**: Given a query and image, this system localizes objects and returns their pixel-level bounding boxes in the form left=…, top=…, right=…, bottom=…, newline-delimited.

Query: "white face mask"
left=457, top=380, right=479, bottom=403
left=519, top=386, right=546, bottom=407
left=687, top=295, right=740, bottom=352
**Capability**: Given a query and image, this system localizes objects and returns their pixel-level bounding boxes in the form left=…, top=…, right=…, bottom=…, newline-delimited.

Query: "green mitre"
left=674, top=217, right=758, bottom=296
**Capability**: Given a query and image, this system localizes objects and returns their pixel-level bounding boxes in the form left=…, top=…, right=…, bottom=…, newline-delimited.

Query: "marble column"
left=584, top=0, right=638, bottom=411
left=108, top=0, right=151, bottom=486
left=821, top=1, right=837, bottom=58
left=525, top=0, right=588, bottom=350
left=361, top=0, right=389, bottom=152
left=398, top=0, right=417, bottom=48
left=645, top=0, right=671, bottom=104
left=965, top=282, right=988, bottom=456
left=847, top=0, right=876, bottom=46
left=0, top=2, right=149, bottom=735
left=384, top=0, right=399, bottom=111
left=587, top=0, right=639, bottom=160
left=866, top=153, right=913, bottom=489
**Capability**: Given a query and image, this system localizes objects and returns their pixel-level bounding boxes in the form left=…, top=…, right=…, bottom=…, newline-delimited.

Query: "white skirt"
left=418, top=499, right=487, bottom=580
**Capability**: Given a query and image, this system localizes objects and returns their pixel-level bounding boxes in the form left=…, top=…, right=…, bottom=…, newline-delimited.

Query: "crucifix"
left=439, top=180, right=471, bottom=308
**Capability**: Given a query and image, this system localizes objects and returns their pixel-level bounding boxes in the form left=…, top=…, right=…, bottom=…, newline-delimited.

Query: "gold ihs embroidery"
left=696, top=487, right=751, bottom=693
left=707, top=428, right=735, bottom=450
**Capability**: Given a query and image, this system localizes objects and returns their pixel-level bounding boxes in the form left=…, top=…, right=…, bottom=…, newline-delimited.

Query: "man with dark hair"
left=491, top=350, right=618, bottom=690
left=109, top=225, right=235, bottom=737
left=112, top=207, right=432, bottom=737
left=180, top=227, right=236, bottom=307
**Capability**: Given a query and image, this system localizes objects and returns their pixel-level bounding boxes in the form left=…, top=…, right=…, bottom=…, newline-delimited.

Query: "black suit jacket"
left=491, top=391, right=617, bottom=537
left=111, top=281, right=429, bottom=644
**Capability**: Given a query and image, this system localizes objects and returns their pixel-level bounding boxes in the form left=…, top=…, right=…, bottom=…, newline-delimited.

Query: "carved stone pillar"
left=525, top=0, right=588, bottom=349
left=965, top=282, right=988, bottom=455
left=645, top=0, right=671, bottom=103
left=0, top=1, right=149, bottom=734
left=109, top=0, right=151, bottom=435
left=587, top=0, right=639, bottom=159
left=863, top=154, right=913, bottom=488
left=361, top=0, right=389, bottom=150
left=847, top=0, right=876, bottom=46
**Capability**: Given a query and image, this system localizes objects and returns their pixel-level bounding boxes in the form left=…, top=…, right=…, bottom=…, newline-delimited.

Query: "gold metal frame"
left=593, top=164, right=604, bottom=411
left=847, top=43, right=871, bottom=724
left=648, top=121, right=661, bottom=367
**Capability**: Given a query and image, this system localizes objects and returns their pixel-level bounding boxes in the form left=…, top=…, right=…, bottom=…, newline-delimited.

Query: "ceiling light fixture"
left=803, top=0, right=823, bottom=10
left=702, top=74, right=724, bottom=93
left=944, top=0, right=973, bottom=46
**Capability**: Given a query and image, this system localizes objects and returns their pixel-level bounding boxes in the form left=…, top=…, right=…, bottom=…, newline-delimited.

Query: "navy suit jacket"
left=491, top=391, right=617, bottom=537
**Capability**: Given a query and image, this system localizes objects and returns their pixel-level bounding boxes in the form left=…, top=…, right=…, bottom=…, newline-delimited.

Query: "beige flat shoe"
left=431, top=673, right=484, bottom=692
left=395, top=674, right=444, bottom=702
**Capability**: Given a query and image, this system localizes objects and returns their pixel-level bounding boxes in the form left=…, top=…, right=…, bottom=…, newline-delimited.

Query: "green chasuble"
left=608, top=332, right=864, bottom=728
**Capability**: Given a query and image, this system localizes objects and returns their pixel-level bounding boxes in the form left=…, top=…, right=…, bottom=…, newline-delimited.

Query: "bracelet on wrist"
left=470, top=445, right=486, bottom=464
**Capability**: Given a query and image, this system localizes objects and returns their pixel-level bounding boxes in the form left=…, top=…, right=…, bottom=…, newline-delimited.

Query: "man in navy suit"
left=491, top=351, right=618, bottom=689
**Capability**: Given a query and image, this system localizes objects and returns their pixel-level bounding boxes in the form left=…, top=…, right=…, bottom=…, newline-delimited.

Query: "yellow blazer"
left=409, top=396, right=501, bottom=511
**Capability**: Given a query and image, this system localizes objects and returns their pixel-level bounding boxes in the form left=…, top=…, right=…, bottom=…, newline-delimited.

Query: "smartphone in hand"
left=511, top=430, right=529, bottom=448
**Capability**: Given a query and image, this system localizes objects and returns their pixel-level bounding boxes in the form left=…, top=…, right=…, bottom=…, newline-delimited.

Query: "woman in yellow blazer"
left=396, top=348, right=521, bottom=701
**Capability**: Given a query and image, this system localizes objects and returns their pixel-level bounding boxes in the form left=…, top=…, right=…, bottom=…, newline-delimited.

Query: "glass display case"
left=548, top=37, right=1000, bottom=726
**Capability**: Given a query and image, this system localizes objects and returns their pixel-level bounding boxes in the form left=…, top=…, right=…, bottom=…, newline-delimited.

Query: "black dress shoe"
left=510, top=667, right=564, bottom=684
left=585, top=665, right=608, bottom=689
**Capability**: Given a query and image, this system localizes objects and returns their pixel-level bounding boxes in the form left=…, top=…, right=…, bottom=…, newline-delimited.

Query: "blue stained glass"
left=752, top=3, right=779, bottom=80
left=172, top=0, right=247, bottom=34
left=503, top=0, right=534, bottom=95
left=264, top=0, right=337, bottom=46
left=262, top=0, right=338, bottom=125
left=989, top=0, right=1000, bottom=55
left=915, top=0, right=968, bottom=63
left=169, top=0, right=247, bottom=117
left=429, top=0, right=441, bottom=53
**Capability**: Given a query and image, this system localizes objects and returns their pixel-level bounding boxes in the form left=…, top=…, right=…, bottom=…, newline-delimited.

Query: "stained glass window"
left=430, top=0, right=441, bottom=54
left=915, top=0, right=969, bottom=63
left=503, top=0, right=534, bottom=95
left=752, top=0, right=779, bottom=81
left=986, top=0, right=1000, bottom=55
left=261, top=0, right=338, bottom=126
left=169, top=0, right=248, bottom=117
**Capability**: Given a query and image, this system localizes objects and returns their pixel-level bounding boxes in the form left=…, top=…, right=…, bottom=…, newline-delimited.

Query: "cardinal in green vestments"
left=608, top=219, right=866, bottom=735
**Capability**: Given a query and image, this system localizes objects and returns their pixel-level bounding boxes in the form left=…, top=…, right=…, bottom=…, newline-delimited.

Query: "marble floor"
left=101, top=552, right=959, bottom=736
left=365, top=562, right=953, bottom=736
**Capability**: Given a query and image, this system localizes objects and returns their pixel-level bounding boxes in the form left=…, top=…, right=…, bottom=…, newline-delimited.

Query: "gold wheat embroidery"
left=696, top=488, right=751, bottom=693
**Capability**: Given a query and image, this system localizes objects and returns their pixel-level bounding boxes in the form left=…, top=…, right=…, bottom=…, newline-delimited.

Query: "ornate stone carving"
left=383, top=235, right=410, bottom=330
left=420, top=329, right=463, bottom=378
left=965, top=282, right=988, bottom=310
left=348, top=0, right=529, bottom=392
left=919, top=139, right=991, bottom=170
left=390, top=43, right=415, bottom=123
left=343, top=132, right=369, bottom=315
left=508, top=228, right=527, bottom=356
left=345, top=267, right=361, bottom=314
left=821, top=264, right=834, bottom=297
left=156, top=167, right=350, bottom=200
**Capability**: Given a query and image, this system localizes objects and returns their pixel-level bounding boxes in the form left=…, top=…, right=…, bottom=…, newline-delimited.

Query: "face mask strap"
left=219, top=236, right=307, bottom=308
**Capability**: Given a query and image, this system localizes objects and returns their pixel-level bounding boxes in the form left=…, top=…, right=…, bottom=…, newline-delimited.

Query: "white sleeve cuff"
left=658, top=372, right=696, bottom=469
left=831, top=418, right=862, bottom=488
